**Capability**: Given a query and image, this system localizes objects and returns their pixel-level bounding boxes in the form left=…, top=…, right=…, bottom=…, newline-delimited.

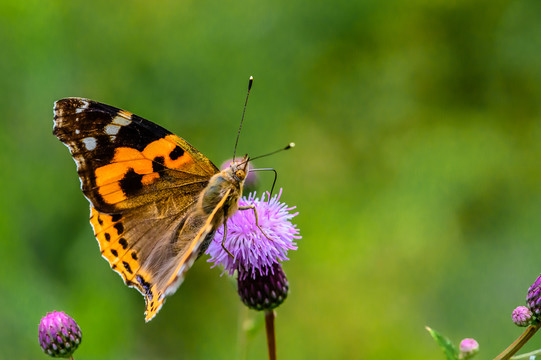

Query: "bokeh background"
left=1, top=0, right=541, bottom=359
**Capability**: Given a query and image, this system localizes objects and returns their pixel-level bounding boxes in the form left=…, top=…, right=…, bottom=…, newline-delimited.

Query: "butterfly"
left=53, top=97, right=251, bottom=322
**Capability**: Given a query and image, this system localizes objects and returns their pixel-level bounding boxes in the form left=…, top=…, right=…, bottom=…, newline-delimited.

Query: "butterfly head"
left=229, top=154, right=250, bottom=182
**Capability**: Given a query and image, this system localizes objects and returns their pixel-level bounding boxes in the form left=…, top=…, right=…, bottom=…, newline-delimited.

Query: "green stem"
left=265, top=310, right=276, bottom=360
left=493, top=323, right=540, bottom=360
left=510, top=349, right=541, bottom=359
left=236, top=303, right=248, bottom=360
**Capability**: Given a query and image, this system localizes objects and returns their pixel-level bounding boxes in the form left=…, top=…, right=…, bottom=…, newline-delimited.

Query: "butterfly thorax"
left=199, top=155, right=249, bottom=221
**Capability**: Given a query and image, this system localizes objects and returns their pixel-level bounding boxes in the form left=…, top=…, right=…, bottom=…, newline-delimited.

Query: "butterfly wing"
left=53, top=98, right=220, bottom=321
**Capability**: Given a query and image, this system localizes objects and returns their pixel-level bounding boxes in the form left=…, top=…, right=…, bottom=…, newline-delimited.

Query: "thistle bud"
left=459, top=338, right=479, bottom=359
left=237, top=263, right=289, bottom=311
left=512, top=306, right=533, bottom=327
left=38, top=311, right=82, bottom=358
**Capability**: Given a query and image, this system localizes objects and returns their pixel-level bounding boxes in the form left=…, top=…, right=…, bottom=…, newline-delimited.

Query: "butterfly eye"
left=235, top=169, right=245, bottom=180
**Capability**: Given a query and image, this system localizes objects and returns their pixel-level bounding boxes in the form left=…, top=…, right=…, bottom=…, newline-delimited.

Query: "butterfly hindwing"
left=89, top=198, right=216, bottom=321
left=53, top=97, right=222, bottom=321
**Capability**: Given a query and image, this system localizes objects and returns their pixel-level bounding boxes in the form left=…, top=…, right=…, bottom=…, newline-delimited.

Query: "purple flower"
left=512, top=306, right=533, bottom=327
left=459, top=338, right=479, bottom=359
left=38, top=311, right=82, bottom=358
left=206, top=189, right=300, bottom=278
left=527, top=274, right=541, bottom=316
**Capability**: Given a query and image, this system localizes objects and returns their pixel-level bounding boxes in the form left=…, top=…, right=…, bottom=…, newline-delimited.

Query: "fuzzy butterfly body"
left=53, top=98, right=248, bottom=321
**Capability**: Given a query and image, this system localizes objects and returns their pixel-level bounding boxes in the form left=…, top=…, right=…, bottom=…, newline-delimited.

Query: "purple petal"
left=206, top=189, right=300, bottom=277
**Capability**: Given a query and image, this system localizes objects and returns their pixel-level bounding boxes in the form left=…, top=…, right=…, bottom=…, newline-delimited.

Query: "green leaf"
left=426, top=326, right=459, bottom=360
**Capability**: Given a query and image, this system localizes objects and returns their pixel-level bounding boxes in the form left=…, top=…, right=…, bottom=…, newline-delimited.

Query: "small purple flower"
left=459, top=338, right=479, bottom=359
left=206, top=189, right=300, bottom=278
left=527, top=274, right=541, bottom=316
left=38, top=311, right=82, bottom=358
left=512, top=306, right=533, bottom=327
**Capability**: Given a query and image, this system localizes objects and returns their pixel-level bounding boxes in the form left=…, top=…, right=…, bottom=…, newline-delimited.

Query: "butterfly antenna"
left=250, top=168, right=279, bottom=197
left=243, top=142, right=295, bottom=197
left=233, top=76, right=254, bottom=161
left=249, top=142, right=295, bottom=162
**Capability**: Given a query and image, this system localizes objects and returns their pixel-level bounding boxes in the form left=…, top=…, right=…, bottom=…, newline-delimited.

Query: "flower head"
left=512, top=306, right=533, bottom=327
left=38, top=311, right=82, bottom=358
left=527, top=274, right=541, bottom=317
left=459, top=338, right=479, bottom=359
left=206, top=189, right=300, bottom=278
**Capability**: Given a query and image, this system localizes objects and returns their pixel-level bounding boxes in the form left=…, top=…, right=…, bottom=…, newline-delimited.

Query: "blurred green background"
left=2, top=0, right=541, bottom=359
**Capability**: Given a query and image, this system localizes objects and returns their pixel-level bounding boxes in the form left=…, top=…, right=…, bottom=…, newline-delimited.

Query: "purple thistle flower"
left=206, top=188, right=300, bottom=278
left=512, top=306, right=533, bottom=327
left=38, top=311, right=82, bottom=358
left=527, top=274, right=541, bottom=317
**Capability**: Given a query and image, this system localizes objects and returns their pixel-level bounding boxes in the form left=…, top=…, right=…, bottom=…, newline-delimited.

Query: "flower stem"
left=236, top=303, right=249, bottom=360
left=265, top=310, right=276, bottom=360
left=493, top=323, right=540, bottom=360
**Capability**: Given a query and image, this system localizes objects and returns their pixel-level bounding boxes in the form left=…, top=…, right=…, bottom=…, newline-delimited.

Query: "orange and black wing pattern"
left=54, top=98, right=218, bottom=212
left=53, top=98, right=219, bottom=321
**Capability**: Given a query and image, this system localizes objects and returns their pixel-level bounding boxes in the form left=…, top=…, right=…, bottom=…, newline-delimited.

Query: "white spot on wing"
left=75, top=129, right=80, bottom=134
left=113, top=116, right=131, bottom=126
left=75, top=100, right=90, bottom=113
left=82, top=137, right=97, bottom=151
left=105, top=124, right=121, bottom=135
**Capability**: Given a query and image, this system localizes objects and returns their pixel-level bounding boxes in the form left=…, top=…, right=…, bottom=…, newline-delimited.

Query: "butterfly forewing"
left=53, top=97, right=223, bottom=321
left=53, top=98, right=218, bottom=212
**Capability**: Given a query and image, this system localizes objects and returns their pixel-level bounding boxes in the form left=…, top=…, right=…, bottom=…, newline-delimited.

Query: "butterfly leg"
left=221, top=221, right=235, bottom=259
left=239, top=205, right=274, bottom=241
